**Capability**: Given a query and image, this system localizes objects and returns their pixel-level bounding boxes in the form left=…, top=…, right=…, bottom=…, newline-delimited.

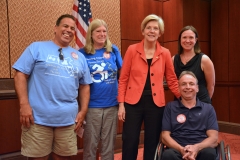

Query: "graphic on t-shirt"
left=91, top=63, right=108, bottom=82
left=105, top=62, right=116, bottom=78
left=45, top=55, right=78, bottom=78
left=85, top=55, right=118, bottom=84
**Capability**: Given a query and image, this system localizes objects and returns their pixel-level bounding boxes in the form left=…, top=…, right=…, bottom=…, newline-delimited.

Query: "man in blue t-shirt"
left=12, top=14, right=92, bottom=159
left=161, top=71, right=218, bottom=160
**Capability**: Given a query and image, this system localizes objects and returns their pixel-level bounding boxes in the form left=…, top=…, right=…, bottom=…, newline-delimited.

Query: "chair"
left=154, top=141, right=231, bottom=160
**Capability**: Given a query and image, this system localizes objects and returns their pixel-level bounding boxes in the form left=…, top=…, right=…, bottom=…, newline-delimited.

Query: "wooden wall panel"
left=162, top=0, right=183, bottom=42
left=211, top=0, right=240, bottom=124
left=164, top=89, right=175, bottom=104
left=183, top=0, right=211, bottom=41
left=163, top=41, right=178, bottom=57
left=0, top=99, right=86, bottom=154
left=0, top=99, right=21, bottom=154
left=163, top=41, right=210, bottom=59
left=121, top=40, right=141, bottom=58
left=120, top=0, right=240, bottom=126
left=229, top=0, right=240, bottom=81
left=120, top=0, right=163, bottom=40
left=212, top=87, right=229, bottom=122
left=211, top=0, right=229, bottom=82
left=229, top=87, right=240, bottom=123
left=117, top=120, right=123, bottom=134
left=77, top=137, right=83, bottom=149
left=164, top=42, right=210, bottom=57
left=199, top=42, right=210, bottom=56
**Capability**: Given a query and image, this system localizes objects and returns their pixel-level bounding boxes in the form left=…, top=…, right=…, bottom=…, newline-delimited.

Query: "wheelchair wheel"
left=154, top=142, right=164, bottom=160
left=220, top=141, right=226, bottom=160
left=226, top=145, right=231, bottom=160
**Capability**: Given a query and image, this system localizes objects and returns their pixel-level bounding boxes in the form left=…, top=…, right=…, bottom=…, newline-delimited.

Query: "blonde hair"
left=141, top=14, right=164, bottom=35
left=84, top=19, right=112, bottom=54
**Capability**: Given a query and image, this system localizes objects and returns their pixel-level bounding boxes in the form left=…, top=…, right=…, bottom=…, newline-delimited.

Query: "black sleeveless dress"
left=174, top=53, right=211, bottom=103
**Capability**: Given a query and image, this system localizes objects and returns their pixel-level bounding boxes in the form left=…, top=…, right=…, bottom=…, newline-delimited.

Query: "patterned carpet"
left=114, top=132, right=240, bottom=160
left=218, top=132, right=240, bottom=160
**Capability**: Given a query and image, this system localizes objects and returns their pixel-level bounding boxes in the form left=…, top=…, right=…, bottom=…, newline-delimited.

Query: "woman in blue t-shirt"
left=79, top=19, right=123, bottom=160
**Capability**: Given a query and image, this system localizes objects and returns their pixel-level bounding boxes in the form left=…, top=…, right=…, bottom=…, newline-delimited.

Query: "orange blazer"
left=118, top=40, right=180, bottom=107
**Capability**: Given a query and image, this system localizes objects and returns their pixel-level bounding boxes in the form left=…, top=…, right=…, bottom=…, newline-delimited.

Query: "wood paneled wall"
left=120, top=0, right=240, bottom=125
left=163, top=0, right=211, bottom=56
left=1, top=0, right=240, bottom=158
left=0, top=99, right=21, bottom=154
left=211, top=0, right=240, bottom=123
left=120, top=0, right=163, bottom=57
left=120, top=0, right=211, bottom=57
left=120, top=0, right=211, bottom=102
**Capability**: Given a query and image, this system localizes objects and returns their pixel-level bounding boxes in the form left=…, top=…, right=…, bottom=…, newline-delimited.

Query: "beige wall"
left=91, top=0, right=121, bottom=49
left=0, top=0, right=120, bottom=78
left=0, top=0, right=9, bottom=78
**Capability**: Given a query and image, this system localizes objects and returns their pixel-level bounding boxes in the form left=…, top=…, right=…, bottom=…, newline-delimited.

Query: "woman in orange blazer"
left=118, top=14, right=181, bottom=160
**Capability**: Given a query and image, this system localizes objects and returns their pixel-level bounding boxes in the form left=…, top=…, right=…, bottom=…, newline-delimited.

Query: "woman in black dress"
left=173, top=26, right=215, bottom=103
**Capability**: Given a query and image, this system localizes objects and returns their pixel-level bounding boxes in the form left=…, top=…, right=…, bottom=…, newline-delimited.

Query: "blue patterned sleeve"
left=112, top=44, right=123, bottom=69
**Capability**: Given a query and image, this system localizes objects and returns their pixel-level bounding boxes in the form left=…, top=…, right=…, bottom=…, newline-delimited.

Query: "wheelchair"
left=154, top=141, right=231, bottom=160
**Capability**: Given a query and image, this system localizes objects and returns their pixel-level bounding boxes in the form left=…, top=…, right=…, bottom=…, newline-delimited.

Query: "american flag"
left=72, top=0, right=92, bottom=49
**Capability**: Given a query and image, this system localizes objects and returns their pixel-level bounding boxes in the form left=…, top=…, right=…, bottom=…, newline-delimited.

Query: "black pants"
left=162, top=147, right=217, bottom=160
left=122, top=95, right=165, bottom=160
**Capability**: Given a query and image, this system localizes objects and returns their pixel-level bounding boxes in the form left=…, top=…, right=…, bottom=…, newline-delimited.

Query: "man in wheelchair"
left=161, top=71, right=218, bottom=160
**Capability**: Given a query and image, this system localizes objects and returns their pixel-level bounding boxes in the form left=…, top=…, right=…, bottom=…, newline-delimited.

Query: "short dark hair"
left=178, top=25, right=201, bottom=55
left=56, top=14, right=75, bottom=26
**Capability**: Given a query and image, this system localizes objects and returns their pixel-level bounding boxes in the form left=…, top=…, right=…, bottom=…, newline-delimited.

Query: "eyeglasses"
left=58, top=48, right=64, bottom=60
left=145, top=26, right=159, bottom=32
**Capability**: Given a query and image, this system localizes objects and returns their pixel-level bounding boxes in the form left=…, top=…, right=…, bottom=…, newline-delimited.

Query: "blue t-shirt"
left=162, top=98, right=219, bottom=147
left=79, top=45, right=123, bottom=108
left=12, top=41, right=92, bottom=127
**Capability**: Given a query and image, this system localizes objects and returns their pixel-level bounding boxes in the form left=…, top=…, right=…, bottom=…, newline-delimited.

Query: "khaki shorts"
left=21, top=124, right=77, bottom=157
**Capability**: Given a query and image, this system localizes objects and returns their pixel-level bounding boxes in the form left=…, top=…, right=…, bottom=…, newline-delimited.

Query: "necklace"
left=181, top=53, right=196, bottom=64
